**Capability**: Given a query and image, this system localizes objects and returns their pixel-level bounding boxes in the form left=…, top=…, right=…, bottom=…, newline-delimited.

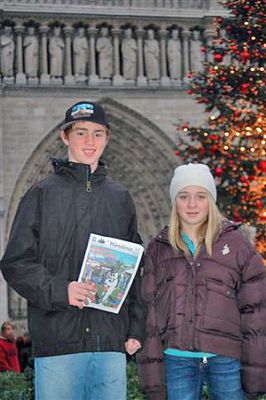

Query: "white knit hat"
left=169, top=163, right=217, bottom=203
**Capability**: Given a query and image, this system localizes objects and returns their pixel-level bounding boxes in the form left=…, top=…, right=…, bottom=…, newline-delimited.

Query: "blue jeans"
left=35, top=352, right=126, bottom=400
left=164, top=354, right=245, bottom=400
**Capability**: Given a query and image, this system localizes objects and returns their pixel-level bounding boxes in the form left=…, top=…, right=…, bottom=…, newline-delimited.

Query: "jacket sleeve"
left=126, top=202, right=147, bottom=346
left=237, top=241, right=266, bottom=397
left=0, top=344, right=12, bottom=372
left=0, top=187, right=70, bottom=312
left=136, top=248, right=166, bottom=399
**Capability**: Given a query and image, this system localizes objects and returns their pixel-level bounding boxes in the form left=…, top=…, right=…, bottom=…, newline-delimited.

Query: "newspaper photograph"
left=78, top=233, right=144, bottom=314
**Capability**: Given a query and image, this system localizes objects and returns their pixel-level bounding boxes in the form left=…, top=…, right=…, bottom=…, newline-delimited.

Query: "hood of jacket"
left=154, top=219, right=241, bottom=248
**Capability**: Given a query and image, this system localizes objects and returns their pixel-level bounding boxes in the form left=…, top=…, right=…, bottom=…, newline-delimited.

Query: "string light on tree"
left=176, top=0, right=266, bottom=257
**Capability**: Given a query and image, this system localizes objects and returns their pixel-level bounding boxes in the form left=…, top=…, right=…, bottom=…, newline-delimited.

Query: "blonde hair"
left=168, top=192, right=225, bottom=256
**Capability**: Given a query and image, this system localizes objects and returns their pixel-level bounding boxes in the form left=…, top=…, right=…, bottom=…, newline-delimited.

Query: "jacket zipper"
left=86, top=165, right=91, bottom=192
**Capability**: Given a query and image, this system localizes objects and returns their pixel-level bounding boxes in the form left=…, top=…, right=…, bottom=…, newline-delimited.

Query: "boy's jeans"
left=35, top=351, right=126, bottom=400
left=164, top=354, right=245, bottom=400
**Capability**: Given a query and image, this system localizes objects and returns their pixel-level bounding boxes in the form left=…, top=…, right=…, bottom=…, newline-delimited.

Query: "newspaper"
left=78, top=233, right=144, bottom=314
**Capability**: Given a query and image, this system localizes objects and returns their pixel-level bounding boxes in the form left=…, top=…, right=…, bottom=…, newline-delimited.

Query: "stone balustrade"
left=0, top=20, right=217, bottom=87
left=0, top=0, right=211, bottom=8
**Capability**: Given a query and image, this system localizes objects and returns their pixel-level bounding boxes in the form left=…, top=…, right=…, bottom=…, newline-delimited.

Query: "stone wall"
left=0, top=0, right=225, bottom=323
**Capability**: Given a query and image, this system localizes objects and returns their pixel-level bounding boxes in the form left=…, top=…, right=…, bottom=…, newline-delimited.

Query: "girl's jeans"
left=35, top=351, right=126, bottom=400
left=164, top=354, right=245, bottom=400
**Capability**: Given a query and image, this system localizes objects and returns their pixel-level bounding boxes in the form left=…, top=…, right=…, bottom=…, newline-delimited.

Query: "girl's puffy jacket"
left=137, top=222, right=266, bottom=399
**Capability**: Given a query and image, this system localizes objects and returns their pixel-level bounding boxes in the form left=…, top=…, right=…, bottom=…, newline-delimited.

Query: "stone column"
left=111, top=28, right=124, bottom=86
left=136, top=28, right=147, bottom=86
left=40, top=25, right=50, bottom=84
left=15, top=25, right=26, bottom=84
left=63, top=26, right=75, bottom=85
left=204, top=28, right=215, bottom=62
left=181, top=29, right=190, bottom=83
left=158, top=29, right=170, bottom=86
left=87, top=27, right=99, bottom=85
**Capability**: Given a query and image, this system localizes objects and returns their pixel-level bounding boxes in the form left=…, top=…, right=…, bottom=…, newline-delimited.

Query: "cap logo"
left=71, top=103, right=94, bottom=119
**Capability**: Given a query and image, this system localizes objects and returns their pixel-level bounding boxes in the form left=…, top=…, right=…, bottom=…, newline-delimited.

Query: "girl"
left=137, top=163, right=266, bottom=400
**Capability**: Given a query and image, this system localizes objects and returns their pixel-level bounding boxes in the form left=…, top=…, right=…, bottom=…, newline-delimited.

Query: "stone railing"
left=0, top=0, right=211, bottom=9
left=0, top=20, right=218, bottom=87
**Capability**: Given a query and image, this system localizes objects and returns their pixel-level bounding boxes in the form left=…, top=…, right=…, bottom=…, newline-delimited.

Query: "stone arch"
left=6, top=97, right=176, bottom=245
left=6, top=97, right=176, bottom=319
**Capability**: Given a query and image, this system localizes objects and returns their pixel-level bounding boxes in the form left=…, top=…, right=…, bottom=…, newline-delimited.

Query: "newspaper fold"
left=78, top=233, right=144, bottom=314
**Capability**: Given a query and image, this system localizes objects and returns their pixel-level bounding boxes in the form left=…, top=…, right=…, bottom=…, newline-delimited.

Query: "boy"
left=0, top=101, right=146, bottom=400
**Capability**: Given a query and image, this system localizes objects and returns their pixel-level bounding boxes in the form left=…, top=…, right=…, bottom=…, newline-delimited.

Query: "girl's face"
left=175, top=186, right=209, bottom=230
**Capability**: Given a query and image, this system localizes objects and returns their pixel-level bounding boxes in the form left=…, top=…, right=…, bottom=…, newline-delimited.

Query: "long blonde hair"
left=168, top=192, right=225, bottom=256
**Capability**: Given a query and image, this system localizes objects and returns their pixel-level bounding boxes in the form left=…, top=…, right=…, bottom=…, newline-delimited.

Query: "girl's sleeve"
left=136, top=247, right=166, bottom=400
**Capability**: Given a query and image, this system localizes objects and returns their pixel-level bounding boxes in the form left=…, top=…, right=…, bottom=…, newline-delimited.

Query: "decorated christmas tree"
left=176, top=0, right=266, bottom=257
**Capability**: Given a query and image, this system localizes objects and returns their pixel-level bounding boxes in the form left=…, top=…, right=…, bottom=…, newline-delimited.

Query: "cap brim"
left=58, top=118, right=109, bottom=131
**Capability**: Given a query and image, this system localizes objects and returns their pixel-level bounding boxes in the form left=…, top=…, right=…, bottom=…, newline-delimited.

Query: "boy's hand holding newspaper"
left=68, top=281, right=97, bottom=309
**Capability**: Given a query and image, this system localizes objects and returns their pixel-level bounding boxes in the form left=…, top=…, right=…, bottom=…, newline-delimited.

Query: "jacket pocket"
left=202, top=279, right=240, bottom=339
left=155, top=281, right=178, bottom=339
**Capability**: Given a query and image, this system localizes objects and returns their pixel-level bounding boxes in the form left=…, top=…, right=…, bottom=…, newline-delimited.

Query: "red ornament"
left=199, top=147, right=205, bottom=157
left=258, top=161, right=266, bottom=172
left=240, top=50, right=250, bottom=63
left=175, top=150, right=180, bottom=156
left=215, top=167, right=223, bottom=177
left=216, top=17, right=224, bottom=24
left=256, top=200, right=263, bottom=210
left=233, top=210, right=242, bottom=222
left=213, top=53, right=223, bottom=63
left=210, top=135, right=218, bottom=141
left=240, top=175, right=249, bottom=182
left=240, top=83, right=250, bottom=94
left=211, top=145, right=219, bottom=154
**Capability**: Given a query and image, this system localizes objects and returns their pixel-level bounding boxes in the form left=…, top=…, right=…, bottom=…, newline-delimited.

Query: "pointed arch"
left=6, top=97, right=176, bottom=244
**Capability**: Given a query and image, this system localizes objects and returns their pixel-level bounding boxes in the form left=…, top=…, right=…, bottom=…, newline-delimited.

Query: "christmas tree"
left=176, top=0, right=266, bottom=257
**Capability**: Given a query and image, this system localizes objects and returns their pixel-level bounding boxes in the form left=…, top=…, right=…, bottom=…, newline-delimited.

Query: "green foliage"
left=1, top=364, right=266, bottom=399
left=0, top=369, right=34, bottom=400
left=127, top=361, right=145, bottom=400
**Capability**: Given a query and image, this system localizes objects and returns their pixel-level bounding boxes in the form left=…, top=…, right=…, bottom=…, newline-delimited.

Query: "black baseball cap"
left=59, top=101, right=109, bottom=130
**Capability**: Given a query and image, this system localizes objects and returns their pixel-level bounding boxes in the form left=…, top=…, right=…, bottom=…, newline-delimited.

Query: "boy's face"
left=60, top=121, right=109, bottom=172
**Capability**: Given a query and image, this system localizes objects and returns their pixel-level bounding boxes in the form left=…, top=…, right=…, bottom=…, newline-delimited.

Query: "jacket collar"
left=52, top=158, right=106, bottom=188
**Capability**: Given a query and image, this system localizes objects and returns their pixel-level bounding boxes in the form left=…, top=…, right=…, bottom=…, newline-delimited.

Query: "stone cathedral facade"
left=0, top=0, right=226, bottom=328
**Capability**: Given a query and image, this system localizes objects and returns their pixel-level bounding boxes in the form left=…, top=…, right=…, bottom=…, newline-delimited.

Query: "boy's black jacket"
left=0, top=160, right=147, bottom=357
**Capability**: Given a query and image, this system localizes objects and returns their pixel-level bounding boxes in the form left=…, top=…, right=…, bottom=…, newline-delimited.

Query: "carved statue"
left=144, top=28, right=160, bottom=80
left=73, top=27, right=89, bottom=76
left=0, top=26, right=15, bottom=77
left=121, top=28, right=137, bottom=80
left=23, top=26, right=39, bottom=78
left=96, top=27, right=113, bottom=79
left=167, top=28, right=182, bottom=80
left=190, top=30, right=205, bottom=72
left=49, top=26, right=65, bottom=77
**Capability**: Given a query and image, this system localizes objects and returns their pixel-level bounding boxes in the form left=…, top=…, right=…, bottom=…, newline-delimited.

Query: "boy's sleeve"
left=0, top=187, right=70, bottom=312
left=126, top=202, right=147, bottom=345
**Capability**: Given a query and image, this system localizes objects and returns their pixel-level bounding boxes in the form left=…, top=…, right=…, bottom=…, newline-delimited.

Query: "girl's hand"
left=125, top=338, right=141, bottom=355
